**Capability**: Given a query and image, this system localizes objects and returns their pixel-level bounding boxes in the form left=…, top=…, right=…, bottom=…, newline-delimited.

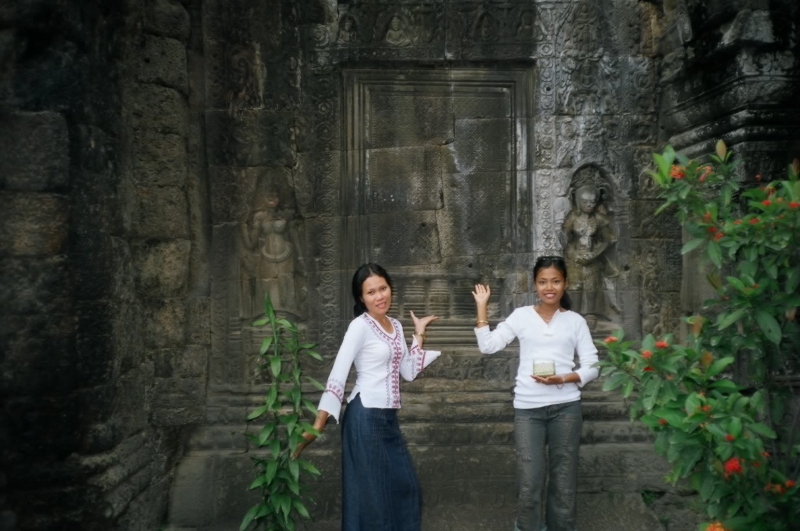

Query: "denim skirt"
left=341, top=394, right=421, bottom=531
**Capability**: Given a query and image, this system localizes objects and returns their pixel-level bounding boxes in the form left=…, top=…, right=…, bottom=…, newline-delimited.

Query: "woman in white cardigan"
left=473, top=255, right=599, bottom=531
left=297, top=263, right=440, bottom=531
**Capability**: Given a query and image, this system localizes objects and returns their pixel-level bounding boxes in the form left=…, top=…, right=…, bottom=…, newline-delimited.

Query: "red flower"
left=762, top=199, right=772, bottom=207
left=790, top=202, right=800, bottom=209
left=765, top=482, right=786, bottom=494
left=670, top=165, right=686, bottom=179
left=702, top=405, right=712, bottom=413
left=733, top=219, right=743, bottom=225
left=749, top=218, right=760, bottom=225
left=643, top=367, right=654, bottom=372
left=642, top=350, right=652, bottom=359
left=655, top=341, right=669, bottom=349
left=787, top=480, right=797, bottom=488
left=724, top=457, right=743, bottom=477
left=604, top=336, right=618, bottom=344
left=659, top=418, right=667, bottom=426
left=707, top=523, right=729, bottom=531
left=725, top=434, right=735, bottom=442
left=755, top=174, right=762, bottom=181
left=707, top=226, right=718, bottom=233
left=713, top=232, right=724, bottom=241
left=699, top=166, right=713, bottom=182
left=762, top=451, right=771, bottom=458
left=703, top=211, right=712, bottom=221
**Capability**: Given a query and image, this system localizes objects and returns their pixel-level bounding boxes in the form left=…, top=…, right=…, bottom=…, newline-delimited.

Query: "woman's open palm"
left=472, top=284, right=491, bottom=306
left=409, top=310, right=438, bottom=332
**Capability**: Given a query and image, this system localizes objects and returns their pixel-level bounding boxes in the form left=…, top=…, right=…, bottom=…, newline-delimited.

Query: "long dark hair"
left=351, top=263, right=393, bottom=317
left=533, top=255, right=572, bottom=311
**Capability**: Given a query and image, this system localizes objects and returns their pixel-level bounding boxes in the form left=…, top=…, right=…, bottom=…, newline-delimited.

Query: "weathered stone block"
left=127, top=185, right=189, bottom=239
left=137, top=35, right=188, bottom=95
left=204, top=41, right=266, bottom=110
left=203, top=0, right=281, bottom=48
left=142, top=298, right=186, bottom=348
left=367, top=147, right=443, bottom=213
left=294, top=150, right=341, bottom=217
left=70, top=158, right=127, bottom=235
left=167, top=455, right=216, bottom=527
left=116, top=477, right=172, bottom=531
left=74, top=300, right=116, bottom=385
left=71, top=236, right=133, bottom=304
left=447, top=119, right=512, bottom=172
left=152, top=345, right=207, bottom=379
left=4, top=395, right=82, bottom=459
left=438, top=172, right=511, bottom=257
left=207, top=166, right=257, bottom=224
left=187, top=296, right=210, bottom=345
left=130, top=130, right=187, bottom=187
left=629, top=200, right=682, bottom=240
left=0, top=192, right=68, bottom=256
left=114, top=364, right=153, bottom=437
left=305, top=218, right=341, bottom=272
left=0, top=255, right=71, bottom=314
left=143, top=0, right=190, bottom=42
left=131, top=239, right=191, bottom=298
left=0, top=111, right=69, bottom=191
left=179, top=345, right=208, bottom=379
left=368, top=93, right=454, bottom=149
left=152, top=405, right=205, bottom=426
left=204, top=109, right=293, bottom=167
left=153, top=377, right=206, bottom=403
left=1, top=313, right=76, bottom=396
left=127, top=83, right=188, bottom=135
left=369, top=210, right=441, bottom=266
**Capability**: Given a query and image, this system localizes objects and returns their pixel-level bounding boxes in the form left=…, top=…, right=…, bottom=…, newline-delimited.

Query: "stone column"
left=657, top=0, right=800, bottom=321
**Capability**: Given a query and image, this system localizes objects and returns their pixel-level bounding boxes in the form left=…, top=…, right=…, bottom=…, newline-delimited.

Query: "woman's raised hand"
left=472, top=284, right=491, bottom=307
left=409, top=310, right=438, bottom=334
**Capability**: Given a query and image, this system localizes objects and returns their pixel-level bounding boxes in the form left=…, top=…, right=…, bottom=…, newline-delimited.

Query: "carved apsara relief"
left=561, top=164, right=620, bottom=332
left=239, top=171, right=307, bottom=321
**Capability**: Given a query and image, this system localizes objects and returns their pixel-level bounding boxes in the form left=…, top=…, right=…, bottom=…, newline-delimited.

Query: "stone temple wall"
left=1, top=1, right=799, bottom=530
left=194, top=0, right=689, bottom=528
left=657, top=0, right=800, bottom=328
left=204, top=0, right=680, bottom=396
left=1, top=1, right=210, bottom=530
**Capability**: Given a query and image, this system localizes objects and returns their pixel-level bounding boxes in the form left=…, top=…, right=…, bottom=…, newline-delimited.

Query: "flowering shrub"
left=598, top=142, right=800, bottom=531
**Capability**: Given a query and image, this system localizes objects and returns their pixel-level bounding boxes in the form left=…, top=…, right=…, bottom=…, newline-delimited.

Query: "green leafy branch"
left=600, top=143, right=800, bottom=531
left=241, top=296, right=325, bottom=531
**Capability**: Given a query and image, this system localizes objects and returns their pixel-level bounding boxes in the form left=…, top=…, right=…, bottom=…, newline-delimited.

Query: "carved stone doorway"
left=339, top=68, right=534, bottom=342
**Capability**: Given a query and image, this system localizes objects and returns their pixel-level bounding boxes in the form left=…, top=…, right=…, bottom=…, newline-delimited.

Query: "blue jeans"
left=514, top=400, right=582, bottom=531
left=341, top=394, right=421, bottom=531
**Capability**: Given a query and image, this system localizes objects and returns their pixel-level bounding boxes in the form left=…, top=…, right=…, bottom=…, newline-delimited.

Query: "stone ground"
left=165, top=348, right=690, bottom=531
left=303, top=493, right=665, bottom=531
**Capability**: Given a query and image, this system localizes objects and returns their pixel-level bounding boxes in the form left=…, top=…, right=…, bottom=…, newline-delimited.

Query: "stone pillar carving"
left=238, top=171, right=306, bottom=320
left=561, top=164, right=620, bottom=332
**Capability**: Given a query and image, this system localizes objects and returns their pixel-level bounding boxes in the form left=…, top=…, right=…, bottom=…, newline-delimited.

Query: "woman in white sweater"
left=296, top=263, right=440, bottom=531
left=473, top=255, right=599, bottom=531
